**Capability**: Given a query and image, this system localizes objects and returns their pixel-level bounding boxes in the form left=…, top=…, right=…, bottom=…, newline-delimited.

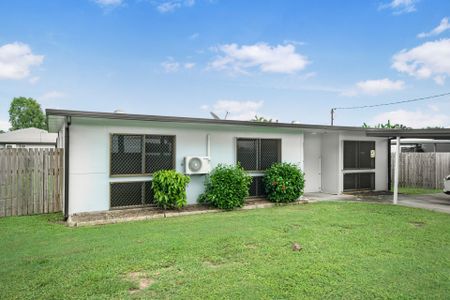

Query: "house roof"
left=46, top=109, right=369, bottom=133
left=0, top=127, right=57, bottom=144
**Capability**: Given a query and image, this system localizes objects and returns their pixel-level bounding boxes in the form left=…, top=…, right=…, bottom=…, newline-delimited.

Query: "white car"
left=444, top=175, right=450, bottom=195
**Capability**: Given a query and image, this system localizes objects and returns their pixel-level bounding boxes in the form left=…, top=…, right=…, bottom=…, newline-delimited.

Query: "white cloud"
left=0, top=119, right=10, bottom=132
left=418, top=17, right=450, bottom=38
left=283, top=40, right=306, bottom=46
left=40, top=91, right=66, bottom=100
left=94, top=0, right=123, bottom=6
left=209, top=43, right=309, bottom=74
left=161, top=58, right=195, bottom=72
left=373, top=108, right=450, bottom=128
left=202, top=100, right=264, bottom=120
left=392, top=38, right=450, bottom=84
left=156, top=0, right=195, bottom=13
left=342, top=78, right=405, bottom=96
left=0, top=42, right=44, bottom=80
left=161, top=59, right=180, bottom=73
left=379, top=0, right=417, bottom=14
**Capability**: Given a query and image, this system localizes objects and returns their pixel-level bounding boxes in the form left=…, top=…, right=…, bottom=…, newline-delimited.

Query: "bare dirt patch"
left=410, top=221, right=426, bottom=227
left=203, top=260, right=226, bottom=269
left=126, top=272, right=155, bottom=294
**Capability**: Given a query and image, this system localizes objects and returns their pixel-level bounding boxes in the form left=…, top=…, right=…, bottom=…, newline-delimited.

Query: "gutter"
left=64, top=116, right=71, bottom=220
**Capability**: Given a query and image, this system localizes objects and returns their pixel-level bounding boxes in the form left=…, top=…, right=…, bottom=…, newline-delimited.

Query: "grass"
left=1, top=202, right=450, bottom=299
left=398, top=186, right=442, bottom=195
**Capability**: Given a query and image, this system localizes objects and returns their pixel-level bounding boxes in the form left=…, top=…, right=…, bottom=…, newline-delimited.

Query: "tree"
left=252, top=115, right=278, bottom=123
left=362, top=120, right=407, bottom=129
left=8, top=97, right=46, bottom=130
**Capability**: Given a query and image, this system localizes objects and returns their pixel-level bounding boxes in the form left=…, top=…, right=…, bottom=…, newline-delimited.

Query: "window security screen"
left=343, top=173, right=375, bottom=191
left=343, top=141, right=375, bottom=170
left=111, top=135, right=143, bottom=175
left=110, top=181, right=154, bottom=208
left=145, top=135, right=175, bottom=174
left=111, top=134, right=175, bottom=176
left=236, top=139, right=258, bottom=170
left=236, top=138, right=281, bottom=171
left=249, top=176, right=266, bottom=197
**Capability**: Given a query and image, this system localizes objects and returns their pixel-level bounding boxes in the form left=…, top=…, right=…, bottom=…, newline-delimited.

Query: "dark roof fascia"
left=0, top=142, right=56, bottom=145
left=46, top=109, right=367, bottom=132
left=366, top=128, right=450, bottom=139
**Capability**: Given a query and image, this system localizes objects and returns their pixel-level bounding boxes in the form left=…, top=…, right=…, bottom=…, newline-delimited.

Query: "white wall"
left=320, top=133, right=340, bottom=194
left=68, top=117, right=304, bottom=214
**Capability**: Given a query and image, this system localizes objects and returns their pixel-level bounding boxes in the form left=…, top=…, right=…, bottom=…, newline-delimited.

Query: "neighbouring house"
left=46, top=109, right=390, bottom=219
left=0, top=127, right=57, bottom=149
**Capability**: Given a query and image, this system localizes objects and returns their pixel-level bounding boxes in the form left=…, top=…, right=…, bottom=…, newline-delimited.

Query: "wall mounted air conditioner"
left=185, top=156, right=211, bottom=175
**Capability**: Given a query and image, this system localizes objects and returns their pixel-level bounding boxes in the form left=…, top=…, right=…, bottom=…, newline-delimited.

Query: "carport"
left=367, top=128, right=450, bottom=204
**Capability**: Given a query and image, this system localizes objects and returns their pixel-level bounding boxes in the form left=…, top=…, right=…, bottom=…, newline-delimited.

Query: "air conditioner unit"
left=185, top=156, right=211, bottom=175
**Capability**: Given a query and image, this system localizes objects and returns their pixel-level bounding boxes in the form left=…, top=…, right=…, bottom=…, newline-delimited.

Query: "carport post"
left=393, top=136, right=400, bottom=204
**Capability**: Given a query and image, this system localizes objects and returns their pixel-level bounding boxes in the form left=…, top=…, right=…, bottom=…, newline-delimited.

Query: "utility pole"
left=330, top=108, right=336, bottom=126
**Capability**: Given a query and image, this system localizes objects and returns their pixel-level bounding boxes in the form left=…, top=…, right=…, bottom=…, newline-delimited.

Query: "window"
left=145, top=135, right=175, bottom=174
left=110, top=181, right=154, bottom=208
left=110, top=134, right=175, bottom=176
left=248, top=176, right=266, bottom=197
left=236, top=138, right=281, bottom=171
left=111, top=135, right=143, bottom=175
left=344, top=173, right=375, bottom=191
left=343, top=141, right=375, bottom=170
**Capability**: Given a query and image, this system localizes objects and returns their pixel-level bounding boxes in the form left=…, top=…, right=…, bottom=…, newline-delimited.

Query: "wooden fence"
left=391, top=153, right=450, bottom=189
left=0, top=149, right=64, bottom=217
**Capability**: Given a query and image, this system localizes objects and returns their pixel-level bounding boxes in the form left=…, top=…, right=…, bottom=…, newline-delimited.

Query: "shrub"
left=264, top=163, right=304, bottom=203
left=152, top=170, right=190, bottom=210
left=198, top=164, right=252, bottom=209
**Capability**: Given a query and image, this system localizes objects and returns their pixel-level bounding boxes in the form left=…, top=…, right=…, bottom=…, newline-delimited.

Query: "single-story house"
left=46, top=109, right=390, bottom=219
left=0, top=127, right=57, bottom=149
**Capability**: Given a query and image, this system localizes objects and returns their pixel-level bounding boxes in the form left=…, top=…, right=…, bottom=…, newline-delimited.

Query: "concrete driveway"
left=396, top=193, right=450, bottom=214
left=304, top=192, right=450, bottom=214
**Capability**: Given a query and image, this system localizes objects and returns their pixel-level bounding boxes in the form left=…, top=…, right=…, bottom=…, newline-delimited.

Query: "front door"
left=304, top=133, right=322, bottom=192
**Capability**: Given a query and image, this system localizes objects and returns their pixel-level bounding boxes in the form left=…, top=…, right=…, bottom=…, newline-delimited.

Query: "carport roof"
left=367, top=128, right=450, bottom=139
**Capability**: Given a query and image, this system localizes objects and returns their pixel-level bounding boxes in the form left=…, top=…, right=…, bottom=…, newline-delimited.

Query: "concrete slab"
left=302, top=192, right=356, bottom=202
left=342, top=192, right=450, bottom=214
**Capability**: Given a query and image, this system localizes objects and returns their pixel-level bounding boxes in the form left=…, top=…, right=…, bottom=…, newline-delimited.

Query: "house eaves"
left=46, top=109, right=369, bottom=133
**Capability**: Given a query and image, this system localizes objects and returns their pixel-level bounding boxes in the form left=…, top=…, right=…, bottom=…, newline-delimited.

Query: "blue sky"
left=1, top=0, right=450, bottom=130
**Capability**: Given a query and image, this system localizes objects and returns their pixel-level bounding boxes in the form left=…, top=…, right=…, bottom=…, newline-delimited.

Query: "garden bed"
left=68, top=198, right=307, bottom=227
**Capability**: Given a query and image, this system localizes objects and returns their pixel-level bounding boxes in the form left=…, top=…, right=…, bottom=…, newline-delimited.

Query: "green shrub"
left=152, top=170, right=190, bottom=210
left=198, top=164, right=252, bottom=209
left=264, top=163, right=304, bottom=203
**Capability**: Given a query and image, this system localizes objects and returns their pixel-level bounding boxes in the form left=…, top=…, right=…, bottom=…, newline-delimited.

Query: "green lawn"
left=398, top=186, right=442, bottom=195
left=1, top=202, right=449, bottom=299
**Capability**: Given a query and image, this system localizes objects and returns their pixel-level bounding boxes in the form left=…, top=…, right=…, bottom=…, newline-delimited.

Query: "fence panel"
left=392, top=152, right=450, bottom=189
left=0, top=149, right=64, bottom=217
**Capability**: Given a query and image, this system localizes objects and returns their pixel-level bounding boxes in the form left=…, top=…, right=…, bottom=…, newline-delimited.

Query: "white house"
left=0, top=127, right=57, bottom=149
left=46, top=109, right=390, bottom=219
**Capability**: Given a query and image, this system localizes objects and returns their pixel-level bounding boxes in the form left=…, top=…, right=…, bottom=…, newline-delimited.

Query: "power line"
left=333, top=92, right=450, bottom=110
left=330, top=92, right=450, bottom=125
